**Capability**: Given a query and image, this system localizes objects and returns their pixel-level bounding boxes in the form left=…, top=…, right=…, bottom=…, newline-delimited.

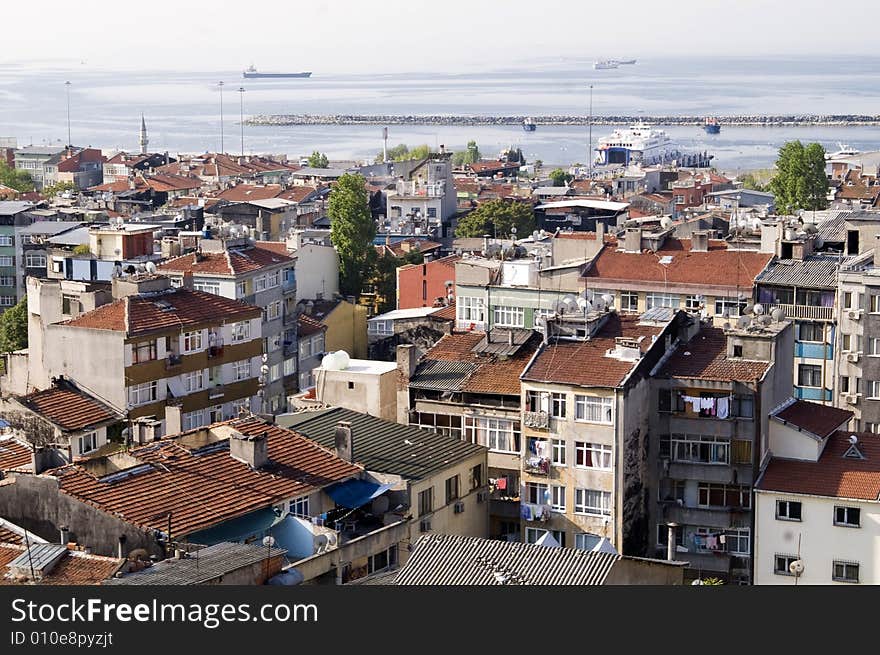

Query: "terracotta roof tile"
left=50, top=418, right=361, bottom=538
left=297, top=314, right=327, bottom=336
left=772, top=400, right=853, bottom=439
left=255, top=240, right=290, bottom=256
left=757, top=431, right=880, bottom=500
left=215, top=184, right=283, bottom=202
left=423, top=331, right=485, bottom=361
left=430, top=303, right=456, bottom=320
left=276, top=185, right=319, bottom=203
left=522, top=314, right=663, bottom=388
left=463, top=334, right=540, bottom=395
left=0, top=437, right=33, bottom=471
left=659, top=326, right=770, bottom=381
left=158, top=246, right=292, bottom=277
left=0, top=544, right=123, bottom=585
left=0, top=526, right=23, bottom=545
left=16, top=383, right=120, bottom=432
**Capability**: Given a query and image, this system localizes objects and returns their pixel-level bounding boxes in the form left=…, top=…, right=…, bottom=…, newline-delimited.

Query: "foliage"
left=455, top=199, right=535, bottom=238
left=73, top=244, right=91, bottom=256
left=42, top=180, right=76, bottom=199
left=0, top=296, right=28, bottom=353
left=0, top=161, right=34, bottom=193
left=549, top=168, right=573, bottom=187
left=697, top=577, right=725, bottom=585
left=402, top=248, right=424, bottom=265
left=329, top=173, right=376, bottom=297
left=737, top=168, right=774, bottom=192
left=376, top=143, right=432, bottom=163
left=769, top=141, right=829, bottom=214
left=307, top=151, right=329, bottom=168
left=370, top=252, right=399, bottom=315
left=452, top=140, right=481, bottom=167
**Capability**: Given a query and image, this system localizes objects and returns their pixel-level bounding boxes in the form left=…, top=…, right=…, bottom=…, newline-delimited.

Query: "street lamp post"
left=218, top=81, right=225, bottom=154
left=238, top=87, right=246, bottom=156
left=65, top=81, right=72, bottom=147
left=588, top=84, right=593, bottom=179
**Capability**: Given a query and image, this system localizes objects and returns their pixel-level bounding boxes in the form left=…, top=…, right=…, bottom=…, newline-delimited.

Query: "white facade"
left=293, top=244, right=339, bottom=302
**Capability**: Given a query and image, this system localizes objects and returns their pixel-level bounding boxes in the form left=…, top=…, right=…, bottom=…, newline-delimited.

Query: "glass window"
left=456, top=296, right=485, bottom=325
left=645, top=292, right=679, bottom=310
left=832, top=561, right=859, bottom=583
left=550, top=392, right=566, bottom=418
left=834, top=506, right=860, bottom=527
left=776, top=500, right=802, bottom=521
left=551, top=438, right=566, bottom=466
left=233, top=359, right=251, bottom=381
left=798, top=364, right=822, bottom=388
left=183, top=370, right=205, bottom=393
left=870, top=381, right=880, bottom=399
left=550, top=485, right=566, bottom=512
left=0, top=256, right=14, bottom=267
left=418, top=488, right=433, bottom=516
left=267, top=270, right=280, bottom=288
left=236, top=280, right=247, bottom=298
left=193, top=280, right=221, bottom=295
left=574, top=489, right=611, bottom=516
left=871, top=338, right=880, bottom=356
left=77, top=432, right=97, bottom=455
left=525, top=482, right=548, bottom=505
left=290, top=495, right=309, bottom=518
left=132, top=340, right=157, bottom=364
left=620, top=291, right=639, bottom=312
left=575, top=442, right=612, bottom=469
left=254, top=275, right=268, bottom=293
left=685, top=295, right=702, bottom=311
left=129, top=381, right=158, bottom=406
left=182, top=330, right=203, bottom=353
left=266, top=301, right=281, bottom=321
left=230, top=321, right=251, bottom=342
left=726, top=529, right=750, bottom=555
left=798, top=322, right=823, bottom=342
left=463, top=416, right=520, bottom=453
left=671, top=434, right=729, bottom=464
left=25, top=253, right=47, bottom=268
left=493, top=306, right=525, bottom=327
left=714, top=297, right=745, bottom=317
left=574, top=395, right=613, bottom=424
left=445, top=475, right=459, bottom=504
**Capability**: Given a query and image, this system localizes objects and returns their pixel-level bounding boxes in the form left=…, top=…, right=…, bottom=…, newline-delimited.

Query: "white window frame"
left=0, top=296, right=16, bottom=307
left=0, top=235, right=13, bottom=246
left=368, top=319, right=393, bottom=336
left=776, top=499, right=802, bottom=521
left=290, top=495, right=309, bottom=518
left=193, top=280, right=221, bottom=296
left=283, top=357, right=296, bottom=376
left=575, top=442, right=613, bottom=469
left=525, top=482, right=548, bottom=505
left=832, top=561, right=859, bottom=583
left=266, top=301, right=282, bottom=321
left=493, top=305, right=525, bottom=328
left=0, top=276, right=14, bottom=287
left=25, top=253, right=47, bottom=268
left=182, top=330, right=203, bottom=353
left=870, top=380, right=880, bottom=400
left=230, top=321, right=251, bottom=343
left=550, top=485, right=566, bottom=512
left=254, top=275, right=268, bottom=293
left=236, top=280, right=247, bottom=298
left=574, top=488, right=611, bottom=517
left=550, top=392, right=566, bottom=419
left=233, top=359, right=252, bottom=381
left=183, top=370, right=205, bottom=393
left=574, top=395, right=613, bottom=424
left=551, top=438, right=566, bottom=466
left=726, top=528, right=750, bottom=555
left=834, top=506, right=860, bottom=528
left=267, top=270, right=281, bottom=288
left=714, top=297, right=744, bottom=317
left=77, top=431, right=97, bottom=455
left=129, top=381, right=158, bottom=406
left=619, top=291, right=638, bottom=312
left=463, top=416, right=520, bottom=454
left=0, top=256, right=13, bottom=267
left=671, top=434, right=729, bottom=465
left=575, top=533, right=602, bottom=551
left=645, top=292, right=679, bottom=310
left=456, top=296, right=485, bottom=325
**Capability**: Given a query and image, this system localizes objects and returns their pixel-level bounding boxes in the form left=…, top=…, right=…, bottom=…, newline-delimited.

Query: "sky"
left=0, top=0, right=877, bottom=74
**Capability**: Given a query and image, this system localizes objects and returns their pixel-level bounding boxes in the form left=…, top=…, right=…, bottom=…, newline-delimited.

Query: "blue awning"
left=188, top=507, right=282, bottom=545
left=325, top=479, right=394, bottom=509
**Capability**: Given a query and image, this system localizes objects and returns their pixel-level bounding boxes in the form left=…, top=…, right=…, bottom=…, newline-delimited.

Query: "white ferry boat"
left=594, top=122, right=673, bottom=165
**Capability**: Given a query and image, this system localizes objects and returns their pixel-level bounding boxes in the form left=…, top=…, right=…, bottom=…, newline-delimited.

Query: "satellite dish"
left=753, top=303, right=764, bottom=315
left=601, top=293, right=614, bottom=307
left=759, top=315, right=772, bottom=326
left=262, top=536, right=276, bottom=548
left=660, top=216, right=673, bottom=229
left=562, top=295, right=577, bottom=309
left=145, top=261, right=157, bottom=274
left=576, top=297, right=589, bottom=311
left=742, top=304, right=754, bottom=315
left=789, top=560, right=804, bottom=576
left=737, top=316, right=750, bottom=329
left=260, top=364, right=270, bottom=376
left=135, top=263, right=147, bottom=273
left=849, top=434, right=859, bottom=445
left=241, top=226, right=251, bottom=237
left=771, top=307, right=785, bottom=322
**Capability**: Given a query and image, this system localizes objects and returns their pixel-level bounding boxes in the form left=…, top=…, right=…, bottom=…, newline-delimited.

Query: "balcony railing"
left=208, top=385, right=225, bottom=399
left=521, top=502, right=552, bottom=522
left=523, top=456, right=550, bottom=476
left=766, top=303, right=833, bottom=321
left=523, top=411, right=549, bottom=429
left=207, top=345, right=225, bottom=359
left=165, top=354, right=182, bottom=369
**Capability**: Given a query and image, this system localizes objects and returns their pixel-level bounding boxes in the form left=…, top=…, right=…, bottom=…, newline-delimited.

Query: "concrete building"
left=42, top=148, right=104, bottom=190
left=396, top=254, right=458, bottom=310
left=297, top=298, right=368, bottom=360
left=20, top=274, right=264, bottom=435
left=650, top=312, right=794, bottom=584
left=296, top=314, right=326, bottom=391
left=284, top=231, right=340, bottom=303
left=13, top=146, right=67, bottom=189
left=159, top=237, right=297, bottom=412
left=18, top=221, right=85, bottom=283
left=0, top=201, right=36, bottom=310
left=384, top=154, right=458, bottom=226
left=293, top=356, right=399, bottom=422
left=754, top=402, right=877, bottom=585
left=45, top=222, right=161, bottom=283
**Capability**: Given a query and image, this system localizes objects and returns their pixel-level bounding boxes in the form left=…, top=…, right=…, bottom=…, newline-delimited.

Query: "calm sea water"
left=2, top=56, right=880, bottom=172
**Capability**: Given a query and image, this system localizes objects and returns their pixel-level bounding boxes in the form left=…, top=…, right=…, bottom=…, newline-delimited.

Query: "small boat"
left=593, top=60, right=619, bottom=70
left=522, top=117, right=537, bottom=132
left=703, top=117, right=721, bottom=134
left=613, top=59, right=637, bottom=65
left=825, top=142, right=860, bottom=160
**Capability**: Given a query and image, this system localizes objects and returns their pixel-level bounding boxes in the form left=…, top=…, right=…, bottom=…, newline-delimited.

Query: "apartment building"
left=159, top=236, right=297, bottom=412
left=384, top=154, right=458, bottom=226
left=396, top=254, right=458, bottom=309
left=0, top=201, right=35, bottom=310
left=22, top=274, right=264, bottom=435
left=13, top=146, right=67, bottom=189
left=650, top=313, right=793, bottom=584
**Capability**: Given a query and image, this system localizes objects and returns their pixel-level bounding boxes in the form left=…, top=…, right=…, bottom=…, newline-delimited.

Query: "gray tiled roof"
left=409, top=359, right=477, bottom=391
left=278, top=407, right=486, bottom=481
left=755, top=255, right=852, bottom=290
left=393, top=534, right=620, bottom=585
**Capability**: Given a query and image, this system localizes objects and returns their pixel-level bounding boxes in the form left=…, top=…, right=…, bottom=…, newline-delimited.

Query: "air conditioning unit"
left=453, top=501, right=465, bottom=514
left=845, top=393, right=861, bottom=405
left=847, top=352, right=861, bottom=363
left=848, top=309, right=863, bottom=320
left=476, top=491, right=487, bottom=503
left=419, top=518, right=432, bottom=533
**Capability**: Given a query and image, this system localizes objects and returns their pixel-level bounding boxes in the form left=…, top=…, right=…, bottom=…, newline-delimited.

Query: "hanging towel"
left=716, top=397, right=729, bottom=419
left=521, top=504, right=531, bottom=520
left=496, top=477, right=507, bottom=491
left=705, top=535, right=717, bottom=550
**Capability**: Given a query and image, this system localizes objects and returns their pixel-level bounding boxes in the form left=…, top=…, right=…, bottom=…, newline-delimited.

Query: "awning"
left=324, top=479, right=394, bottom=509
left=188, top=507, right=282, bottom=545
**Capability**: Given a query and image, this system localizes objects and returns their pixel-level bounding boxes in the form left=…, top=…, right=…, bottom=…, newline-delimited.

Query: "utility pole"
left=218, top=81, right=225, bottom=154
left=65, top=81, right=72, bottom=147
left=588, top=84, right=593, bottom=179
left=238, top=87, right=246, bottom=156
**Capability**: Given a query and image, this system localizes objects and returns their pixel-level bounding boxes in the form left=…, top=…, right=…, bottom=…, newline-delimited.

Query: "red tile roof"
left=50, top=418, right=361, bottom=538
left=143, top=173, right=202, bottom=193
left=757, top=431, right=880, bottom=500
left=522, top=314, right=663, bottom=388
left=64, top=289, right=261, bottom=337
left=0, top=544, right=123, bottom=585
left=430, top=303, right=456, bottom=321
left=215, top=184, right=283, bottom=202
left=583, top=238, right=772, bottom=289
left=423, top=331, right=485, bottom=361
left=0, top=526, right=23, bottom=545
left=463, top=335, right=540, bottom=396
left=16, top=383, right=120, bottom=433
left=277, top=185, right=319, bottom=203
left=0, top=437, right=33, bottom=472
left=159, top=246, right=292, bottom=277
left=773, top=400, right=853, bottom=440
left=659, top=326, right=770, bottom=382
left=297, top=314, right=327, bottom=336
left=469, top=160, right=521, bottom=174
left=255, top=240, right=290, bottom=256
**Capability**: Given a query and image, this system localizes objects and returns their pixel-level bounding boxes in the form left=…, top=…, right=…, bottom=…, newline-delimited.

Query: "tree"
left=452, top=140, right=481, bottom=167
left=769, top=140, right=829, bottom=214
left=41, top=180, right=76, bottom=199
left=0, top=161, right=34, bottom=193
left=307, top=151, right=329, bottom=168
left=549, top=168, right=573, bottom=187
left=0, top=296, right=28, bottom=353
left=455, top=199, right=535, bottom=238
left=737, top=172, right=767, bottom=192
left=329, top=173, right=376, bottom=297
left=370, top=251, right=399, bottom=315
left=407, top=145, right=431, bottom=160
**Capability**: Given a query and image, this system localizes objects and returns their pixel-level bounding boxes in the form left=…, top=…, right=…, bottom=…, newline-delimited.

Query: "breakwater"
left=245, top=114, right=880, bottom=127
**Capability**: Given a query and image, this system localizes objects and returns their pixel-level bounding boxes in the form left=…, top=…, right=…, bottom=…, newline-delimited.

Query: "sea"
left=2, top=55, right=880, bottom=174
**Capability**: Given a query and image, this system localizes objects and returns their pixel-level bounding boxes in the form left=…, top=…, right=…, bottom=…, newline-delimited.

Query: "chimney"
left=60, top=526, right=70, bottom=546
left=31, top=446, right=54, bottom=475
left=666, top=522, right=678, bottom=562
left=181, top=270, right=194, bottom=290
left=595, top=221, right=605, bottom=242
left=691, top=230, right=709, bottom=252
left=508, top=330, right=514, bottom=346
left=334, top=422, right=353, bottom=462
left=623, top=227, right=642, bottom=253
left=397, top=344, right=417, bottom=381
left=165, top=404, right=183, bottom=436
left=117, top=534, right=126, bottom=558
left=229, top=429, right=269, bottom=469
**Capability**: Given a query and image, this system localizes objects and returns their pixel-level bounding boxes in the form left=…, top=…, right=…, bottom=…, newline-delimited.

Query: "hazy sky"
left=1, top=0, right=876, bottom=73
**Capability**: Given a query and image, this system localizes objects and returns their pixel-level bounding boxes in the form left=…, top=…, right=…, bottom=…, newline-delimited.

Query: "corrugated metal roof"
left=8, top=543, right=67, bottom=574
left=394, top=534, right=620, bottom=585
left=105, top=542, right=287, bottom=585
left=278, top=407, right=486, bottom=481
left=471, top=328, right=532, bottom=356
left=409, top=359, right=477, bottom=391
left=755, top=255, right=852, bottom=289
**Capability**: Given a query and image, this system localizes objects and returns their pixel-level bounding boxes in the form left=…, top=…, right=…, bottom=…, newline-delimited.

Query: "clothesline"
left=680, top=393, right=732, bottom=419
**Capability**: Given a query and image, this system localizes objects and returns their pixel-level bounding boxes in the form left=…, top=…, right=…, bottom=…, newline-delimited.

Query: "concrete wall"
left=767, top=420, right=824, bottom=462
left=323, top=301, right=368, bottom=359
left=313, top=367, right=397, bottom=422
left=294, top=245, right=339, bottom=302
left=604, top=558, right=685, bottom=585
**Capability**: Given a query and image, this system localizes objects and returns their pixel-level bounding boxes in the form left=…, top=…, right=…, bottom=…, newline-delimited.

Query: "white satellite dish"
left=789, top=560, right=804, bottom=576
left=241, top=226, right=251, bottom=237
left=576, top=297, right=589, bottom=311
left=742, top=304, right=754, bottom=315
left=145, top=261, right=157, bottom=274
left=737, top=316, right=750, bottom=329
left=771, top=307, right=785, bottom=322
left=753, top=303, right=765, bottom=316
left=849, top=434, right=859, bottom=445
left=660, top=216, right=673, bottom=229
left=601, top=293, right=614, bottom=307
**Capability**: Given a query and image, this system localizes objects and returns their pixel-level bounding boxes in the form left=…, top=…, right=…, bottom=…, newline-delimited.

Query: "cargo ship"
left=523, top=117, right=537, bottom=131
left=703, top=117, right=721, bottom=134
left=242, top=65, right=311, bottom=79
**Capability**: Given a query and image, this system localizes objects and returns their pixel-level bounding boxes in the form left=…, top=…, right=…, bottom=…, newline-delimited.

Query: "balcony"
left=523, top=456, right=550, bottom=476
left=208, top=385, right=225, bottom=399
left=523, top=410, right=549, bottom=429
left=165, top=354, right=182, bottom=369
left=521, top=502, right=552, bottom=522
left=794, top=386, right=832, bottom=402
left=660, top=503, right=750, bottom=530
left=795, top=342, right=833, bottom=359
left=207, top=345, right=225, bottom=359
left=766, top=303, right=833, bottom=321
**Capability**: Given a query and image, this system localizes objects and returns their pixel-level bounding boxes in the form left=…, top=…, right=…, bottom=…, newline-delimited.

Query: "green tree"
left=329, top=173, right=376, bottom=298
left=452, top=140, right=481, bottom=167
left=407, top=145, right=431, bottom=160
left=769, top=140, right=829, bottom=214
left=386, top=144, right=410, bottom=160
left=307, top=151, right=329, bottom=168
left=370, top=252, right=399, bottom=314
left=455, top=199, right=535, bottom=238
left=41, top=180, right=76, bottom=199
left=0, top=297, right=28, bottom=352
left=0, top=161, right=34, bottom=193
left=549, top=168, right=573, bottom=187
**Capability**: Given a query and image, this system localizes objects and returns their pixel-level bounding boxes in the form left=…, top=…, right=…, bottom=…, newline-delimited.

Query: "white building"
left=754, top=399, right=880, bottom=585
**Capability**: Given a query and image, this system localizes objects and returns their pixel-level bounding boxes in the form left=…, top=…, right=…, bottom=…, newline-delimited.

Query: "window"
left=25, top=253, right=46, bottom=268
left=61, top=294, right=81, bottom=316
left=798, top=322, right=823, bottom=343
left=0, top=276, right=13, bottom=287
left=574, top=395, right=613, bottom=424
left=299, top=370, right=313, bottom=389
left=254, top=275, right=268, bottom=293
left=871, top=381, right=880, bottom=399
left=525, top=528, right=566, bottom=546
left=732, top=439, right=752, bottom=465
left=0, top=256, right=13, bottom=267
left=834, top=506, right=860, bottom=527
left=832, top=561, right=859, bottom=583
left=132, top=340, right=157, bottom=364
left=865, top=422, right=880, bottom=434
left=550, top=485, right=566, bottom=512
left=129, top=381, right=158, bottom=406
left=797, top=364, right=822, bottom=388
left=840, top=375, right=850, bottom=393
left=445, top=475, right=459, bottom=504
left=843, top=291, right=854, bottom=309
left=533, top=308, right=554, bottom=327
left=232, top=359, right=251, bottom=381
left=871, top=338, right=880, bottom=356
left=575, top=442, right=612, bottom=469
left=525, top=390, right=549, bottom=413
left=427, top=207, right=437, bottom=218
left=714, top=297, right=745, bottom=317
left=456, top=296, right=485, bottom=325
left=645, top=292, right=679, bottom=310
left=551, top=439, right=566, bottom=466
left=671, top=434, right=729, bottom=464
left=470, top=464, right=483, bottom=490
left=193, top=280, right=221, bottom=295
left=776, top=500, right=802, bottom=521
left=620, top=291, right=638, bottom=312
left=182, top=409, right=208, bottom=432
left=230, top=321, right=250, bottom=343
left=575, top=533, right=602, bottom=551
left=183, top=370, right=205, bottom=393
left=268, top=334, right=282, bottom=352
left=575, top=489, right=611, bottom=516
left=774, top=554, right=798, bottom=576
left=313, top=334, right=324, bottom=355
left=493, top=305, right=524, bottom=327
left=418, top=488, right=434, bottom=516
left=525, top=482, right=548, bottom=505
left=77, top=432, right=97, bottom=455
left=236, top=280, right=247, bottom=298
left=871, top=295, right=880, bottom=313
left=0, top=296, right=15, bottom=307
left=550, top=392, right=566, bottom=418
left=182, top=330, right=203, bottom=353
left=270, top=362, right=281, bottom=381
left=684, top=295, right=702, bottom=311
left=697, top=483, right=750, bottom=509
left=266, top=301, right=281, bottom=321
left=463, top=416, right=520, bottom=453
left=267, top=270, right=280, bottom=288
left=726, top=528, right=750, bottom=555
left=368, top=319, right=393, bottom=336
left=0, top=235, right=12, bottom=246
left=290, top=495, right=309, bottom=518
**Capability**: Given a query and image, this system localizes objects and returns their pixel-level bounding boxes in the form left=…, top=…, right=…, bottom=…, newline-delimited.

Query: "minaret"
left=139, top=114, right=149, bottom=155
